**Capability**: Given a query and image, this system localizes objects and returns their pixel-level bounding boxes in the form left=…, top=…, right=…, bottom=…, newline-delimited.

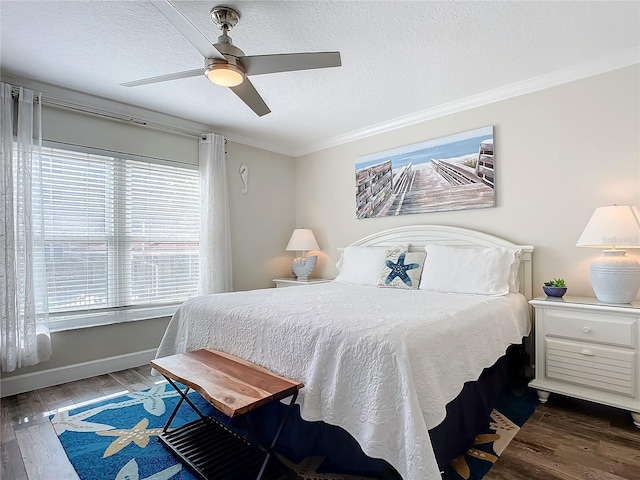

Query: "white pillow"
left=419, top=245, right=521, bottom=296
left=335, top=245, right=407, bottom=286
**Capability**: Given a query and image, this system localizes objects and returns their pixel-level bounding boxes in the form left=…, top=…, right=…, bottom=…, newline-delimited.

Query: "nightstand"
left=529, top=296, right=640, bottom=427
left=272, top=278, right=331, bottom=288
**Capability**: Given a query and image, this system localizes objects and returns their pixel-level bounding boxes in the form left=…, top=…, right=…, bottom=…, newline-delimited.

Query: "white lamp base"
left=590, top=250, right=640, bottom=304
left=292, top=255, right=318, bottom=281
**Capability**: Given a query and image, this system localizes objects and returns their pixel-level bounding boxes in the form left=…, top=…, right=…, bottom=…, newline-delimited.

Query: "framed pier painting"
left=355, top=126, right=495, bottom=218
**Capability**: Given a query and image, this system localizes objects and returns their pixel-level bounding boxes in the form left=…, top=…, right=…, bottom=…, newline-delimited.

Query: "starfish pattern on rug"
left=384, top=253, right=420, bottom=287
left=449, top=409, right=519, bottom=479
left=51, top=406, right=118, bottom=435
left=487, top=410, right=518, bottom=455
left=123, top=384, right=180, bottom=416
left=52, top=385, right=182, bottom=436
left=96, top=418, right=164, bottom=458
left=115, top=458, right=182, bottom=480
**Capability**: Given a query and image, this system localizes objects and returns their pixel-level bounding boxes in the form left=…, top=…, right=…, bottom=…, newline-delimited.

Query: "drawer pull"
left=580, top=349, right=595, bottom=356
left=582, top=327, right=591, bottom=333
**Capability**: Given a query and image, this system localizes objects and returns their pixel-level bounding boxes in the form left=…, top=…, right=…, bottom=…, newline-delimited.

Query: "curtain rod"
left=9, top=84, right=207, bottom=140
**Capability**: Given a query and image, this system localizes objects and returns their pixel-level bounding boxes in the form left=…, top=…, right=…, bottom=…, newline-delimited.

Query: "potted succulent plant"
left=543, top=278, right=567, bottom=298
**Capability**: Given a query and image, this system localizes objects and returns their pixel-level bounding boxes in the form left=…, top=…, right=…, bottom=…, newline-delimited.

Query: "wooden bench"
left=151, top=349, right=304, bottom=480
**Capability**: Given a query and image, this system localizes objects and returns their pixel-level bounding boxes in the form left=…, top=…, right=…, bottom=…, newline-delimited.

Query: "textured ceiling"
left=1, top=1, right=639, bottom=155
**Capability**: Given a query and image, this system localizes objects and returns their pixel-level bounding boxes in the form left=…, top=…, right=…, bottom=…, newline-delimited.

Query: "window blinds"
left=39, top=146, right=199, bottom=314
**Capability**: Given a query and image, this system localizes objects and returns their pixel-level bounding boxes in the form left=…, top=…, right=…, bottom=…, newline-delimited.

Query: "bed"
left=155, top=225, right=534, bottom=480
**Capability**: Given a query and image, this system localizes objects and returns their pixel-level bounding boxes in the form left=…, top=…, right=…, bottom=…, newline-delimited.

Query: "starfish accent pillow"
left=378, top=249, right=426, bottom=289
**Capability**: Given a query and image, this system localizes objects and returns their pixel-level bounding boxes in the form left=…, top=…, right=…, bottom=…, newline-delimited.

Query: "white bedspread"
left=155, top=282, right=530, bottom=480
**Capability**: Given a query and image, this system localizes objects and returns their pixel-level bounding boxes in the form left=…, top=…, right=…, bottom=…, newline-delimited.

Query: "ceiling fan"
left=121, top=0, right=342, bottom=117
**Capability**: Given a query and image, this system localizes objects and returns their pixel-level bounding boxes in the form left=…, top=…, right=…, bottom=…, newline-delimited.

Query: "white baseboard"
left=0, top=348, right=157, bottom=397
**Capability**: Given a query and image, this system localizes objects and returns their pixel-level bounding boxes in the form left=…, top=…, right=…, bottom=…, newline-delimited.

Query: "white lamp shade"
left=576, top=205, right=640, bottom=248
left=576, top=205, right=640, bottom=304
left=286, top=228, right=319, bottom=252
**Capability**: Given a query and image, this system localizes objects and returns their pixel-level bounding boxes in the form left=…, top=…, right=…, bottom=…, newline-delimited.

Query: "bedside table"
left=272, top=278, right=331, bottom=288
left=529, top=296, right=640, bottom=427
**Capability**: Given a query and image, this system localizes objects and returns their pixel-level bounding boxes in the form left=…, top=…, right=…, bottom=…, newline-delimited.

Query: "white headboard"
left=341, top=225, right=534, bottom=300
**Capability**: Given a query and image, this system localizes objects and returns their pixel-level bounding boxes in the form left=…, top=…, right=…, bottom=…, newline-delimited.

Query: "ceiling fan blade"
left=230, top=79, right=271, bottom=117
left=120, top=69, right=203, bottom=87
left=241, top=52, right=341, bottom=76
left=150, top=0, right=224, bottom=60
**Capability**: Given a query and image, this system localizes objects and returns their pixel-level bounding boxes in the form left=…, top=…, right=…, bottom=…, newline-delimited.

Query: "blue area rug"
left=50, top=384, right=202, bottom=480
left=51, top=382, right=537, bottom=480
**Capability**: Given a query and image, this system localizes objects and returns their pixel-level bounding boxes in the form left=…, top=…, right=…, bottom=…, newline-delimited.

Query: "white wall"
left=226, top=140, right=297, bottom=291
left=294, top=65, right=640, bottom=299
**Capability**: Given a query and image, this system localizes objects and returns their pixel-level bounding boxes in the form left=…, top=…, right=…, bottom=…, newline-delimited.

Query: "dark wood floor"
left=487, top=394, right=640, bottom=480
left=2, top=367, right=640, bottom=480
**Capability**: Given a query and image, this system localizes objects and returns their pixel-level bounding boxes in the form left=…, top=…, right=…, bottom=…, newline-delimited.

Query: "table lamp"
left=286, top=228, right=320, bottom=281
left=576, top=205, right=640, bottom=304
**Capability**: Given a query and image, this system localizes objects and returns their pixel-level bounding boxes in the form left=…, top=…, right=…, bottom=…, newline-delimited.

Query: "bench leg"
left=162, top=376, right=207, bottom=433
left=255, top=391, right=298, bottom=480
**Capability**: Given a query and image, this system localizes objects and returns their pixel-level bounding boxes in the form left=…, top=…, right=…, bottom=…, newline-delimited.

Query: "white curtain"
left=199, top=133, right=232, bottom=294
left=1, top=83, right=52, bottom=372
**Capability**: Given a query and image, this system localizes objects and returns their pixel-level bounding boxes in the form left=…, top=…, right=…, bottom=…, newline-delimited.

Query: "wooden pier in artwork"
left=355, top=160, right=393, bottom=218
left=377, top=162, right=494, bottom=217
left=475, top=139, right=494, bottom=187
left=431, top=159, right=482, bottom=186
left=356, top=138, right=495, bottom=218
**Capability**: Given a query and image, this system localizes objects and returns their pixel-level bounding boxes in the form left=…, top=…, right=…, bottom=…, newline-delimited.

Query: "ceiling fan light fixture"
left=205, top=63, right=245, bottom=87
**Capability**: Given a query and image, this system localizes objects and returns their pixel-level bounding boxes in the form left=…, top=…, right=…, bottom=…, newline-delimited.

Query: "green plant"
left=544, top=278, right=566, bottom=287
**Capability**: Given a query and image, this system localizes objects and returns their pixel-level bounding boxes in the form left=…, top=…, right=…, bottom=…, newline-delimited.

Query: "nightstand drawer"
left=546, top=338, right=636, bottom=396
left=543, top=309, right=636, bottom=347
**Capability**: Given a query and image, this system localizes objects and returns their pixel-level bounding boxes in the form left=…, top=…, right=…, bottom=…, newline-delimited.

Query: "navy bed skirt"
left=217, top=344, right=522, bottom=479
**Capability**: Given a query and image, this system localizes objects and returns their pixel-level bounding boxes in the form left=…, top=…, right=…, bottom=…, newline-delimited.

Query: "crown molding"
left=293, top=47, right=640, bottom=157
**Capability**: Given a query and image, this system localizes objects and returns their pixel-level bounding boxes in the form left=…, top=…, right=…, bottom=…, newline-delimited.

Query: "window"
left=38, top=146, right=200, bottom=321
